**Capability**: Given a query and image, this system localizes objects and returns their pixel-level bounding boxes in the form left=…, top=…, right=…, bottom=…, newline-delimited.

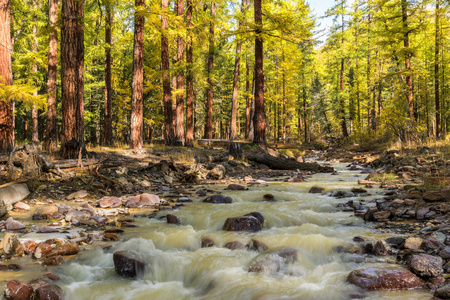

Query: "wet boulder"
left=347, top=267, right=423, bottom=290
left=423, top=190, right=450, bottom=202
left=201, top=237, right=215, bottom=248
left=113, top=251, right=147, bottom=278
left=223, top=216, right=263, bottom=232
left=308, top=186, right=325, bottom=194
left=34, top=284, right=65, bottom=300
left=203, top=195, right=232, bottom=204
left=166, top=214, right=180, bottom=225
left=4, top=280, right=34, bottom=300
left=34, top=239, right=78, bottom=259
left=421, top=238, right=445, bottom=252
left=248, top=247, right=298, bottom=275
left=247, top=239, right=269, bottom=252
left=262, top=194, right=275, bottom=202
left=224, top=241, right=246, bottom=250
left=435, top=284, right=450, bottom=299
left=226, top=184, right=247, bottom=191
left=243, top=212, right=265, bottom=224
left=373, top=241, right=388, bottom=256
left=43, top=256, right=65, bottom=266
left=409, top=254, right=443, bottom=278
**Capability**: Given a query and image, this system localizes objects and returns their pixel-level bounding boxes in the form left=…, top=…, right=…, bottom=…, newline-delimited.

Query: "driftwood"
left=247, top=152, right=334, bottom=172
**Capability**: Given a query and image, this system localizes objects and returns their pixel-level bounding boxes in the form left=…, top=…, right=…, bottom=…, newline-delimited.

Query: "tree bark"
left=161, top=0, right=174, bottom=145
left=339, top=6, right=348, bottom=137
left=253, top=0, right=265, bottom=145
left=435, top=0, right=440, bottom=139
left=282, top=46, right=286, bottom=143
left=247, top=152, right=333, bottom=172
left=32, top=0, right=39, bottom=145
left=204, top=2, right=215, bottom=139
left=402, top=0, right=414, bottom=121
left=175, top=0, right=185, bottom=145
left=185, top=0, right=194, bottom=147
left=45, top=0, right=58, bottom=152
left=130, top=0, right=145, bottom=149
left=76, top=0, right=85, bottom=147
left=61, top=0, right=84, bottom=158
left=245, top=54, right=250, bottom=138
left=103, top=2, right=113, bottom=146
left=0, top=0, right=14, bottom=153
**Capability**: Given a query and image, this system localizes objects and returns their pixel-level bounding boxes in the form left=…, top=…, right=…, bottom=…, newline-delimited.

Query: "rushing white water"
left=53, top=164, right=431, bottom=300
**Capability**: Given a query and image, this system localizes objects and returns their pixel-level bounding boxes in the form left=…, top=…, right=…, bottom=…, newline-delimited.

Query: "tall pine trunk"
left=435, top=0, right=440, bottom=139
left=253, top=0, right=265, bottom=145
left=45, top=0, right=58, bottom=152
left=245, top=54, right=250, bottom=138
left=204, top=3, right=215, bottom=139
left=175, top=0, right=185, bottom=145
left=339, top=7, right=348, bottom=137
left=162, top=0, right=174, bottom=145
left=32, top=0, right=38, bottom=145
left=402, top=0, right=414, bottom=121
left=185, top=0, right=194, bottom=147
left=130, top=0, right=145, bottom=149
left=61, top=0, right=85, bottom=158
left=103, top=2, right=113, bottom=145
left=0, top=0, right=14, bottom=153
left=282, top=46, right=286, bottom=143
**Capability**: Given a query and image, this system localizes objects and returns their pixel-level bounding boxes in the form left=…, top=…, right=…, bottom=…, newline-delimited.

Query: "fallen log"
left=246, top=152, right=334, bottom=172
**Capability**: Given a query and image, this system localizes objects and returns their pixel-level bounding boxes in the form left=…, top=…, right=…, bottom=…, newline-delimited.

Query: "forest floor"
left=0, top=140, right=449, bottom=298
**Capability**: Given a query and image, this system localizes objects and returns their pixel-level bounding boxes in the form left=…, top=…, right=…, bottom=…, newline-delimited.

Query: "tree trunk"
left=161, top=0, right=174, bottom=145
left=103, top=2, right=113, bottom=146
left=435, top=0, right=440, bottom=139
left=204, top=2, right=215, bottom=139
left=245, top=54, right=250, bottom=138
left=61, top=0, right=85, bottom=158
left=31, top=0, right=39, bottom=145
left=282, top=46, right=286, bottom=143
left=340, top=7, right=348, bottom=137
left=174, top=0, right=185, bottom=145
left=0, top=0, right=14, bottom=153
left=130, top=0, right=145, bottom=149
left=402, top=0, right=414, bottom=121
left=76, top=0, right=85, bottom=147
left=253, top=0, right=265, bottom=145
left=303, top=85, right=307, bottom=143
left=45, top=0, right=58, bottom=152
left=247, top=152, right=333, bottom=172
left=185, top=0, right=194, bottom=147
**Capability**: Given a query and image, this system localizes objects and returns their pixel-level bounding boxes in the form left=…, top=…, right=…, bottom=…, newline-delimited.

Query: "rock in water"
left=226, top=184, right=247, bottom=191
left=203, top=195, right=233, bottom=204
left=347, top=267, right=423, bottom=290
left=113, top=251, right=147, bottom=278
left=248, top=247, right=298, bottom=275
left=223, top=216, right=263, bottom=232
left=4, top=280, right=34, bottom=300
left=166, top=214, right=180, bottom=225
left=34, top=284, right=65, bottom=300
left=0, top=233, right=24, bottom=257
left=308, top=186, right=325, bottom=194
left=409, top=254, right=443, bottom=278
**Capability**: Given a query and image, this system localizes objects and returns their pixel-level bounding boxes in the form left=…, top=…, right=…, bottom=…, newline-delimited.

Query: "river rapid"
left=50, top=163, right=431, bottom=300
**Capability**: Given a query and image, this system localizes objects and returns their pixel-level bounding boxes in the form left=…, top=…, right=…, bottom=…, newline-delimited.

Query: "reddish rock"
left=140, top=193, right=161, bottom=206
left=43, top=273, right=60, bottom=281
left=47, top=242, right=79, bottom=257
left=262, top=194, right=275, bottom=202
left=223, top=216, right=263, bottom=232
left=34, top=284, right=64, bottom=300
left=421, top=239, right=445, bottom=251
left=43, top=256, right=65, bottom=266
left=201, top=237, right=215, bottom=248
left=224, top=241, right=246, bottom=250
left=0, top=264, right=22, bottom=271
left=226, top=184, right=247, bottom=190
left=98, top=197, right=122, bottom=208
left=113, top=251, right=147, bottom=278
left=243, top=212, right=265, bottom=224
left=347, top=267, right=423, bottom=290
left=203, top=195, right=233, bottom=204
left=103, top=233, right=119, bottom=241
left=166, top=214, right=180, bottom=225
left=4, top=280, right=34, bottom=300
left=5, top=217, right=26, bottom=230
left=409, top=254, right=443, bottom=278
left=34, top=239, right=62, bottom=259
left=439, top=247, right=450, bottom=259
left=23, top=241, right=38, bottom=255
left=13, top=202, right=30, bottom=211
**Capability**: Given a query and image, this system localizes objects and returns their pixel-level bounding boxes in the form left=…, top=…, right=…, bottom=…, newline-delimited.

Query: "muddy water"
left=52, top=164, right=431, bottom=299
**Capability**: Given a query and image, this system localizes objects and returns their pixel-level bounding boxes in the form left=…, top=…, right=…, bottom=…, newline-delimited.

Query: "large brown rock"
left=4, top=280, right=34, bottom=300
left=203, top=195, right=233, bottom=204
left=0, top=233, right=24, bottom=257
left=113, top=251, right=147, bottom=278
left=223, top=216, right=263, bottom=232
left=435, top=284, right=450, bottom=299
left=308, top=186, right=325, bottom=194
left=409, top=254, right=443, bottom=278
left=0, top=184, right=30, bottom=206
left=34, top=239, right=78, bottom=259
left=423, top=190, right=450, bottom=202
left=5, top=217, right=26, bottom=230
left=347, top=267, right=423, bottom=290
left=224, top=241, right=246, bottom=250
left=36, top=206, right=58, bottom=218
left=34, top=284, right=65, bottom=300
left=98, top=197, right=122, bottom=208
left=125, top=193, right=160, bottom=208
left=226, top=184, right=247, bottom=191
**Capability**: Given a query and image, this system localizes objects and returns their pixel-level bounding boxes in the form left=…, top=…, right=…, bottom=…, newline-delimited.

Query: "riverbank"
left=0, top=143, right=449, bottom=299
